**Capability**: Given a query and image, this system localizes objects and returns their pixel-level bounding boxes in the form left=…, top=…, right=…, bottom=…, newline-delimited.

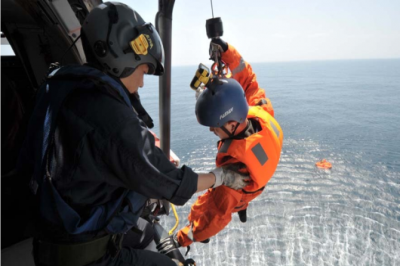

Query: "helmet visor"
left=130, top=23, right=165, bottom=75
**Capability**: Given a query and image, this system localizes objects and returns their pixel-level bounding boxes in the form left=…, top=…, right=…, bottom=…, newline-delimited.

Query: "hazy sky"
left=124, top=0, right=400, bottom=66
left=2, top=0, right=399, bottom=66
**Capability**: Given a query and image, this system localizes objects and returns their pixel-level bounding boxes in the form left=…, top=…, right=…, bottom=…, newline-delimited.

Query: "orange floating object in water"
left=315, top=159, right=332, bottom=169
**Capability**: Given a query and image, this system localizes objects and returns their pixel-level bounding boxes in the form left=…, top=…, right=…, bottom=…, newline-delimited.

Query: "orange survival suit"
left=176, top=44, right=284, bottom=247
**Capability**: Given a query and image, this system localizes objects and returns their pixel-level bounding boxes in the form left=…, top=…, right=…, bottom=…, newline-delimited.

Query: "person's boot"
left=200, top=238, right=210, bottom=244
left=237, top=209, right=247, bottom=223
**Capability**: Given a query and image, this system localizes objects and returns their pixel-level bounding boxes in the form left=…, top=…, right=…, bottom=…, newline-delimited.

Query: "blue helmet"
left=195, top=78, right=249, bottom=127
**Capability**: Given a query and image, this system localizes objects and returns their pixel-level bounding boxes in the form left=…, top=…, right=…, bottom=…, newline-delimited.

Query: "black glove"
left=211, top=38, right=228, bottom=52
left=156, top=233, right=181, bottom=255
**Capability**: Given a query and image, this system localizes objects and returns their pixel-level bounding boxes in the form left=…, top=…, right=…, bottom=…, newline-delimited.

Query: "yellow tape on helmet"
left=130, top=34, right=149, bottom=55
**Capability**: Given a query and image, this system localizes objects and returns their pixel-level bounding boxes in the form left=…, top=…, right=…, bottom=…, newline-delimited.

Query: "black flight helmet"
left=195, top=78, right=249, bottom=127
left=82, top=2, right=164, bottom=78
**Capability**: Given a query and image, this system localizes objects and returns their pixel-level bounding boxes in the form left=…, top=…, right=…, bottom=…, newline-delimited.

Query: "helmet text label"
left=220, top=107, right=233, bottom=120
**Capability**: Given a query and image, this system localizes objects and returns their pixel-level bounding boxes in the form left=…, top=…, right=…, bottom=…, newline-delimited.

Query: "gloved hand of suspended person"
left=156, top=233, right=181, bottom=255
left=210, top=38, right=228, bottom=53
left=210, top=166, right=249, bottom=190
left=209, top=38, right=228, bottom=62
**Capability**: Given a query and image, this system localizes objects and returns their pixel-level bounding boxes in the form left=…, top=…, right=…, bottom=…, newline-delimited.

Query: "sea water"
left=141, top=59, right=400, bottom=266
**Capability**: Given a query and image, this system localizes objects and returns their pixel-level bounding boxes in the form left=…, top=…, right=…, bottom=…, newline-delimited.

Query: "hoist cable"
left=210, top=0, right=214, bottom=18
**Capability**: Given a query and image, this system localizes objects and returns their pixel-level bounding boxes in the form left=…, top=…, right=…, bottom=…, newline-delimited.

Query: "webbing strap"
left=218, top=139, right=233, bottom=153
left=37, top=235, right=111, bottom=266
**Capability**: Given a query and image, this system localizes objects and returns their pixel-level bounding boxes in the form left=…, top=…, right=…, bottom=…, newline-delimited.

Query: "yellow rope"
left=168, top=203, right=179, bottom=235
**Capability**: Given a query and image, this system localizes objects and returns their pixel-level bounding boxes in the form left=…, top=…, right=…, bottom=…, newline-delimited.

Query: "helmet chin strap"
left=220, top=122, right=240, bottom=138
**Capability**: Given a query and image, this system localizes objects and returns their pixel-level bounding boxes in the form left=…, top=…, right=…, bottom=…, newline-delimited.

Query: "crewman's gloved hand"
left=211, top=38, right=228, bottom=52
left=210, top=167, right=249, bottom=190
left=156, top=233, right=181, bottom=255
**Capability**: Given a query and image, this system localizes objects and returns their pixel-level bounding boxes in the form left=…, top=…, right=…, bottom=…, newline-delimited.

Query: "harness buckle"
left=109, top=233, right=124, bottom=258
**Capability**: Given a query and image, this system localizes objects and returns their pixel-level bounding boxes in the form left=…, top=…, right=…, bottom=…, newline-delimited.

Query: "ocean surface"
left=141, top=59, right=400, bottom=266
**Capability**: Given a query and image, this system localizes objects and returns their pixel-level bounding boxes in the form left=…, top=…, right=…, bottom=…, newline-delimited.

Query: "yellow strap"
left=168, top=203, right=180, bottom=235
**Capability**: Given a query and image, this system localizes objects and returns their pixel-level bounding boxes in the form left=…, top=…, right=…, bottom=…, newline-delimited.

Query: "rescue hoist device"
left=207, top=17, right=229, bottom=77
left=190, top=1, right=230, bottom=91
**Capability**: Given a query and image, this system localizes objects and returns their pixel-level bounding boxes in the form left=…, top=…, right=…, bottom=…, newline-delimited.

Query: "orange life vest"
left=216, top=106, right=283, bottom=192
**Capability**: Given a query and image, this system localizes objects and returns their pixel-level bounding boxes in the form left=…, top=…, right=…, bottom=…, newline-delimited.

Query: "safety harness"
left=29, top=65, right=148, bottom=265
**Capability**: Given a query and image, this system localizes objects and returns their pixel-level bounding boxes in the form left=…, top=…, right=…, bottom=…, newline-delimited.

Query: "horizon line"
left=172, top=57, right=400, bottom=67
